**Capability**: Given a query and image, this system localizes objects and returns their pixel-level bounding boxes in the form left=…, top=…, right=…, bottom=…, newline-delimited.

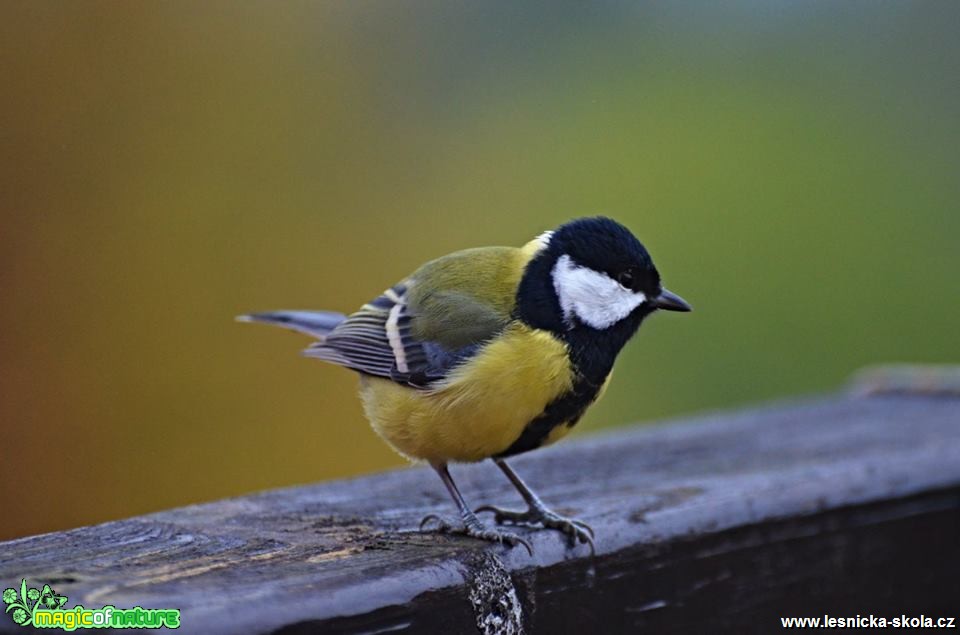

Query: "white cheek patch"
left=552, top=254, right=647, bottom=330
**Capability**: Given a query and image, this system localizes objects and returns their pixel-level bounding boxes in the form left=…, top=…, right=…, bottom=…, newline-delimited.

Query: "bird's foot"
left=419, top=513, right=533, bottom=555
left=475, top=503, right=595, bottom=554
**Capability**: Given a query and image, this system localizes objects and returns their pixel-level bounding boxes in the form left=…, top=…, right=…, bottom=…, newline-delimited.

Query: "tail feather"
left=236, top=310, right=346, bottom=340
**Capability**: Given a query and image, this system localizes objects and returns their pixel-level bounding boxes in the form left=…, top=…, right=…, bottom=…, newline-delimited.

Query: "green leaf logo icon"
left=4, top=579, right=68, bottom=627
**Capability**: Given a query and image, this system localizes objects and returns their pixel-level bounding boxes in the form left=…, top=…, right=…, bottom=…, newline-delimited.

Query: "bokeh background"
left=2, top=2, right=957, bottom=541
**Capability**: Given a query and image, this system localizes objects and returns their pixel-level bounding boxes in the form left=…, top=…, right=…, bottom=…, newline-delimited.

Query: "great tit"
left=239, top=216, right=690, bottom=554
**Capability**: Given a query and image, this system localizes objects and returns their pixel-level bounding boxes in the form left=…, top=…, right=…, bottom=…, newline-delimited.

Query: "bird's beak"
left=652, top=288, right=692, bottom=312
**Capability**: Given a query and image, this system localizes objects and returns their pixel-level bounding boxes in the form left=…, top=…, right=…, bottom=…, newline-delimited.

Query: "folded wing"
left=305, top=247, right=525, bottom=388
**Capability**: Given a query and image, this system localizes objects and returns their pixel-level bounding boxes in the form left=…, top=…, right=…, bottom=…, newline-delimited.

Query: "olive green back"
left=406, top=246, right=530, bottom=350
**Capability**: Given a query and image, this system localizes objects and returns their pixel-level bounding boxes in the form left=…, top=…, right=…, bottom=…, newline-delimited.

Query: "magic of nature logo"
left=3, top=580, right=180, bottom=630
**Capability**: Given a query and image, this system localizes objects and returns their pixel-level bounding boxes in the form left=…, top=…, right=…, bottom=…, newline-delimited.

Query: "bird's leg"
left=419, top=462, right=532, bottom=555
left=476, top=459, right=594, bottom=554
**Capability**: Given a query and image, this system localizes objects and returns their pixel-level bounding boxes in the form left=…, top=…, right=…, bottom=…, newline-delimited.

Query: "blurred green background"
left=1, top=2, right=957, bottom=541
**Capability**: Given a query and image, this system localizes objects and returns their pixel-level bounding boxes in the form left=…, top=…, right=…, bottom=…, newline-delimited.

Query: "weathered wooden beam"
left=1, top=393, right=958, bottom=634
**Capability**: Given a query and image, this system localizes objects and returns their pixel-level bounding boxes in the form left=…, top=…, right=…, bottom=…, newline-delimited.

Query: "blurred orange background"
left=1, top=2, right=958, bottom=540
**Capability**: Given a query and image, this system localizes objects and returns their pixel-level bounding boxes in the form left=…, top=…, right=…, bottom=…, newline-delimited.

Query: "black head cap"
left=548, top=217, right=662, bottom=297
left=516, top=216, right=688, bottom=336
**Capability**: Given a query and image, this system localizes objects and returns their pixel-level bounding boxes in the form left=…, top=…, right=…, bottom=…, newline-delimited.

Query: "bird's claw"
left=418, top=513, right=533, bottom=556
left=475, top=504, right=595, bottom=555
left=419, top=513, right=451, bottom=532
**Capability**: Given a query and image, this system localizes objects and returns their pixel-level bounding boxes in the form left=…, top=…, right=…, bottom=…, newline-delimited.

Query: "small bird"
left=239, top=217, right=690, bottom=554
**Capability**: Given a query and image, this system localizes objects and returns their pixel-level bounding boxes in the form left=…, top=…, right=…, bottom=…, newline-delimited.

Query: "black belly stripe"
left=501, top=277, right=648, bottom=459
left=495, top=375, right=604, bottom=458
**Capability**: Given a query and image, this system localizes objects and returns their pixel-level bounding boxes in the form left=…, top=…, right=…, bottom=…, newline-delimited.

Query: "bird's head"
left=516, top=217, right=690, bottom=336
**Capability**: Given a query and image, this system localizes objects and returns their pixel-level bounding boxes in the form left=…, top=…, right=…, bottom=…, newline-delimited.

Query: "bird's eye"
left=617, top=270, right=635, bottom=288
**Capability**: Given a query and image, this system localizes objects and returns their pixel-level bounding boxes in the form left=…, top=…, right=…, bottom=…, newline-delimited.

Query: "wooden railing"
left=2, top=372, right=958, bottom=634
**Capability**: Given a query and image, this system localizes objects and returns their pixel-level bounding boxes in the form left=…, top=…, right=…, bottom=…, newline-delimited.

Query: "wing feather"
left=304, top=246, right=534, bottom=388
left=304, top=283, right=445, bottom=386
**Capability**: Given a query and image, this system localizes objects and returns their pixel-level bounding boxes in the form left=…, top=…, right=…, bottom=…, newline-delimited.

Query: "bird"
left=238, top=216, right=690, bottom=554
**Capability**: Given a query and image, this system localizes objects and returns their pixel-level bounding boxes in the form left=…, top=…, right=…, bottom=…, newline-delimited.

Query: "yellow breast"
left=358, top=322, right=574, bottom=463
